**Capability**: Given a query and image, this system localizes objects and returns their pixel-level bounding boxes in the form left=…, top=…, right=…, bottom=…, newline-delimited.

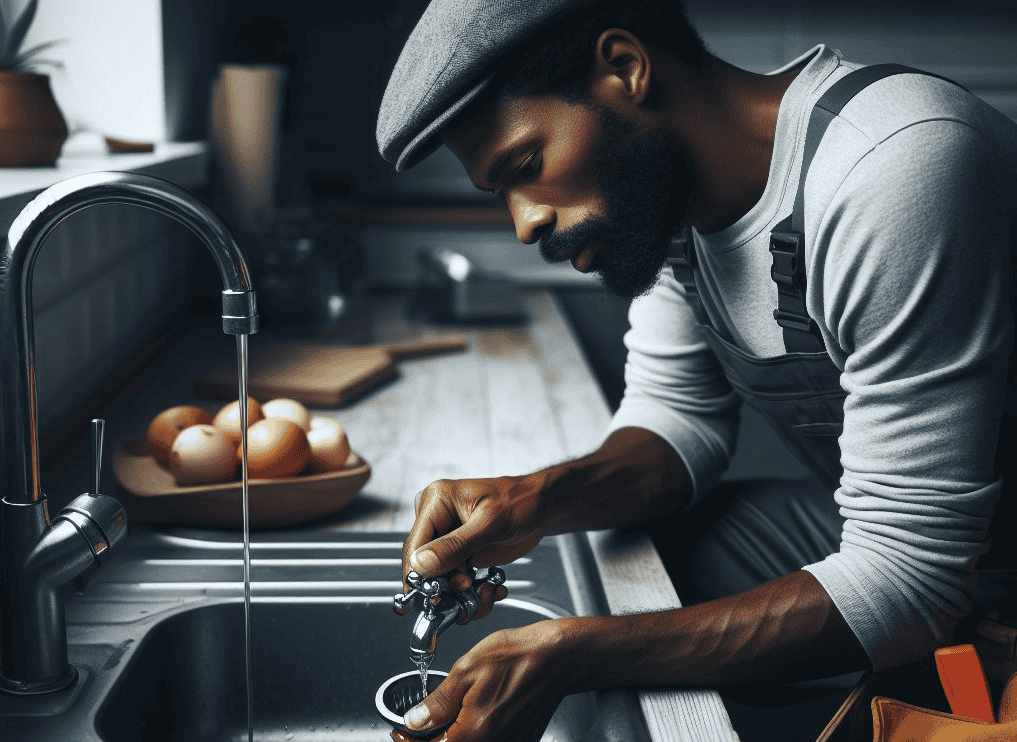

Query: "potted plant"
left=0, top=0, right=67, bottom=166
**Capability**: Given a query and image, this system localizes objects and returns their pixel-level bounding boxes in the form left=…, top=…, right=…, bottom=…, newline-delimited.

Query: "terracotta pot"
left=0, top=70, right=68, bottom=167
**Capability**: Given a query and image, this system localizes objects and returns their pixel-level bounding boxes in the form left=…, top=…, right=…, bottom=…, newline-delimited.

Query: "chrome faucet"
left=0, top=171, right=259, bottom=695
left=394, top=567, right=506, bottom=664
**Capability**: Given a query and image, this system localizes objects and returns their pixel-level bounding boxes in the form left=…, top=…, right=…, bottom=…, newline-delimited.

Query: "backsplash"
left=29, top=204, right=195, bottom=441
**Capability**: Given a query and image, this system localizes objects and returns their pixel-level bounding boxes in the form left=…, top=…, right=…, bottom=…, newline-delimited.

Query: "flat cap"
left=377, top=0, right=597, bottom=171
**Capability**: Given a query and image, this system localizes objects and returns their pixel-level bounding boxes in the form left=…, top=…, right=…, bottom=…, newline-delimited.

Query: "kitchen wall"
left=21, top=0, right=224, bottom=142
left=690, top=0, right=1017, bottom=117
left=24, top=0, right=165, bottom=141
left=28, top=207, right=197, bottom=437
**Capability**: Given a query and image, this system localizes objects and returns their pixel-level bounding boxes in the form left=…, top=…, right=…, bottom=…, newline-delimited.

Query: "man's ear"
left=589, top=29, right=651, bottom=106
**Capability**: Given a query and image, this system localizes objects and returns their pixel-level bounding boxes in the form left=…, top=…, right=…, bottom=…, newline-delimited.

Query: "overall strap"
left=769, top=63, right=961, bottom=353
left=666, top=228, right=712, bottom=327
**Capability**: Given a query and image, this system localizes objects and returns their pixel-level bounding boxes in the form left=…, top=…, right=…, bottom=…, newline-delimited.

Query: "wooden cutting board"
left=194, top=336, right=467, bottom=407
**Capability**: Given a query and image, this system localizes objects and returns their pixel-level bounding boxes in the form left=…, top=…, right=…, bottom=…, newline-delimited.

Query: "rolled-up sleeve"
left=608, top=273, right=742, bottom=504
left=802, top=120, right=1013, bottom=669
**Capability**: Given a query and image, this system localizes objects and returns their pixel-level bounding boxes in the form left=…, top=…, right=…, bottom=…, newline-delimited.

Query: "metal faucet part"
left=393, top=566, right=506, bottom=663
left=0, top=171, right=260, bottom=695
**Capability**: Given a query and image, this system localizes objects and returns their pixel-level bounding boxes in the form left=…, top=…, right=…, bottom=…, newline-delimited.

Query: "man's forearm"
left=562, top=570, right=871, bottom=690
left=533, top=426, right=693, bottom=533
left=527, top=432, right=872, bottom=688
left=525, top=429, right=870, bottom=684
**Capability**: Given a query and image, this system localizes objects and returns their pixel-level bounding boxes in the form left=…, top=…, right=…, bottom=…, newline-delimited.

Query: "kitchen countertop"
left=40, top=289, right=613, bottom=523
left=38, top=288, right=737, bottom=741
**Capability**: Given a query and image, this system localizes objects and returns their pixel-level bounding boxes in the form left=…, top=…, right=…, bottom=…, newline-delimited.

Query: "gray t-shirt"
left=609, top=44, right=1017, bottom=670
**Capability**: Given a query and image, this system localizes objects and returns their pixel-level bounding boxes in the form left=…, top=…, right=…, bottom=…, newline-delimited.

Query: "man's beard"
left=539, top=107, right=694, bottom=300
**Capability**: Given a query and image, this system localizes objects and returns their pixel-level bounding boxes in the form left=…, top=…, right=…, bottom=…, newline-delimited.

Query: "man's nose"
left=506, top=192, right=555, bottom=244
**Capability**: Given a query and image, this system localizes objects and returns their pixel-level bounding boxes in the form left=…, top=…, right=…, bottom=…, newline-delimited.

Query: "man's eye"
left=518, top=151, right=541, bottom=178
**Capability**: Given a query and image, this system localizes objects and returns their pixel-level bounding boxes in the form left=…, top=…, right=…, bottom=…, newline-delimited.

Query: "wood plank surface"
left=326, top=290, right=615, bottom=532
left=587, top=529, right=740, bottom=742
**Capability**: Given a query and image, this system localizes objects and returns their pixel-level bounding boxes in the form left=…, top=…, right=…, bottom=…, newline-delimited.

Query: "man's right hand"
left=397, top=427, right=693, bottom=619
left=397, top=474, right=552, bottom=615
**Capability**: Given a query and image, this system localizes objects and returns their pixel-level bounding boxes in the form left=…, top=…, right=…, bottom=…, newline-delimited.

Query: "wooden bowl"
left=112, top=439, right=371, bottom=529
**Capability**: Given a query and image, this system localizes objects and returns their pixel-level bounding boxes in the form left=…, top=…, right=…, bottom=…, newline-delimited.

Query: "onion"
left=147, top=405, right=213, bottom=465
left=262, top=398, right=311, bottom=432
left=307, top=416, right=352, bottom=473
left=213, top=397, right=264, bottom=447
left=169, top=424, right=238, bottom=485
left=244, top=418, right=311, bottom=478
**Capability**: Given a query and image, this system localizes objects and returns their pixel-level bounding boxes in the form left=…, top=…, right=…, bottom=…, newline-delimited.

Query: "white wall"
left=19, top=0, right=224, bottom=143
left=21, top=0, right=167, bottom=141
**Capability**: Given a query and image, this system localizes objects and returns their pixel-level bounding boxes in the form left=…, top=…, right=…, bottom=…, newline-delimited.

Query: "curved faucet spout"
left=8, top=171, right=256, bottom=296
left=410, top=595, right=465, bottom=662
left=0, top=171, right=259, bottom=506
left=396, top=567, right=507, bottom=665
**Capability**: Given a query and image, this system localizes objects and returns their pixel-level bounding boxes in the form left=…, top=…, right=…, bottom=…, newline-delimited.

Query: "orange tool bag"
left=871, top=643, right=1016, bottom=741
left=819, top=608, right=1017, bottom=742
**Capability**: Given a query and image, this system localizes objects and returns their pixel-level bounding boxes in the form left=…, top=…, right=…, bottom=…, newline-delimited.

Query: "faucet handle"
left=454, top=566, right=507, bottom=625
left=64, top=418, right=127, bottom=593
left=393, top=570, right=448, bottom=614
left=91, top=418, right=106, bottom=495
left=480, top=566, right=506, bottom=587
left=394, top=567, right=507, bottom=616
left=393, top=570, right=424, bottom=613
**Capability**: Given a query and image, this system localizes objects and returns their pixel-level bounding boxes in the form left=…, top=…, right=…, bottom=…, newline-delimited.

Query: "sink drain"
left=375, top=670, right=449, bottom=740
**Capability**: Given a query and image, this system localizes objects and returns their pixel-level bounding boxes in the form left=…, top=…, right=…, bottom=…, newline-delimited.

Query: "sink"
left=0, top=527, right=647, bottom=741
left=96, top=600, right=595, bottom=741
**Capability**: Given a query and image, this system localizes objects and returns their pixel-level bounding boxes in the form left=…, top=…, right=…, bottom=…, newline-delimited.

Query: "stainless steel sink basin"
left=0, top=527, right=648, bottom=742
left=96, top=600, right=595, bottom=741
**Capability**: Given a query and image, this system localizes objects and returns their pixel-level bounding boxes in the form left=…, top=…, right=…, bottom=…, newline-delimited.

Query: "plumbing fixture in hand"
left=393, top=566, right=507, bottom=663
left=0, top=171, right=259, bottom=695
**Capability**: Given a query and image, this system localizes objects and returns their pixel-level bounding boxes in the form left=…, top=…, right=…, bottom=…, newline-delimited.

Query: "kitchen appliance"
left=408, top=247, right=526, bottom=324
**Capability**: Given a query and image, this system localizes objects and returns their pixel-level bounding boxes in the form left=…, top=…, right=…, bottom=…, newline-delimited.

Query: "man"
left=376, top=1, right=1017, bottom=740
